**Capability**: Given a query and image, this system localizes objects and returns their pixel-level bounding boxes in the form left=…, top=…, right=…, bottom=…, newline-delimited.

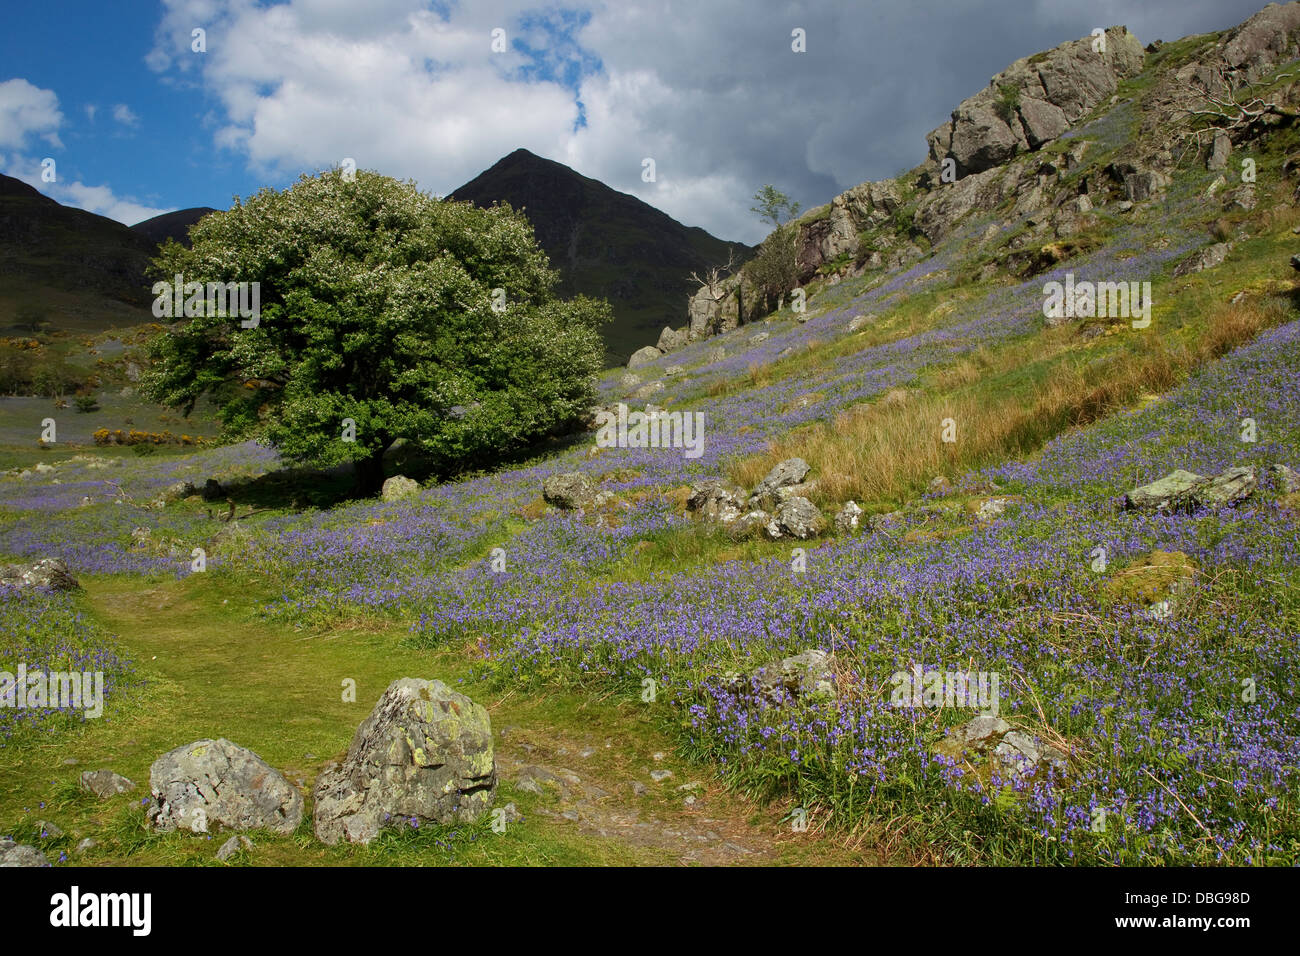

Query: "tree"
left=141, top=169, right=611, bottom=496
left=747, top=185, right=803, bottom=314
left=750, top=185, right=801, bottom=229
left=1172, top=54, right=1297, bottom=161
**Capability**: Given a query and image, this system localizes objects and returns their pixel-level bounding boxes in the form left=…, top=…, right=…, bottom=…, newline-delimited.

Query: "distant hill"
left=0, top=174, right=158, bottom=333
left=131, top=207, right=218, bottom=249
left=449, top=148, right=749, bottom=364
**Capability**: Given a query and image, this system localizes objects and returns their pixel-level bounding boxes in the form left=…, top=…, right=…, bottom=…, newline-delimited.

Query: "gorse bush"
left=142, top=168, right=612, bottom=495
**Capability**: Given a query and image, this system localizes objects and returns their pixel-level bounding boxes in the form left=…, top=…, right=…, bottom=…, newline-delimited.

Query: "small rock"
left=542, top=472, right=597, bottom=510
left=380, top=475, right=421, bottom=502
left=1192, top=465, right=1255, bottom=509
left=37, top=820, right=63, bottom=838
left=75, top=838, right=96, bottom=854
left=80, top=769, right=136, bottom=799
left=650, top=770, right=673, bottom=783
left=216, top=836, right=241, bottom=861
left=1270, top=463, right=1300, bottom=493
left=834, top=501, right=865, bottom=534
left=629, top=781, right=647, bottom=796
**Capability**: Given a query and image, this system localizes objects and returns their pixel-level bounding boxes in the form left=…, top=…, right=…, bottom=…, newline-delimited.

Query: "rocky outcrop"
left=0, top=558, right=79, bottom=592
left=927, top=27, right=1145, bottom=177
left=656, top=326, right=689, bottom=353
left=148, top=738, right=303, bottom=835
left=737, top=649, right=838, bottom=705
left=313, top=678, right=495, bottom=845
left=766, top=497, right=826, bottom=540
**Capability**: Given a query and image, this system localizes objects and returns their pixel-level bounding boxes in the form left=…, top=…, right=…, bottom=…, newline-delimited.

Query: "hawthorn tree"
left=141, top=169, right=610, bottom=496
left=748, top=185, right=803, bottom=313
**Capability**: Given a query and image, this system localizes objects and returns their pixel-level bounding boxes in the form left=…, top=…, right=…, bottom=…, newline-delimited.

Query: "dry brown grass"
left=731, top=298, right=1287, bottom=506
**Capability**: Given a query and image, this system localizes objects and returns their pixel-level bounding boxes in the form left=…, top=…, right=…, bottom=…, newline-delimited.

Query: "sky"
left=0, top=0, right=1272, bottom=245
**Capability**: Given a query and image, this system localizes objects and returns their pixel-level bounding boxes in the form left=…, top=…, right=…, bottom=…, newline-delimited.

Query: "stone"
left=1208, top=129, right=1231, bottom=170
left=707, top=347, right=726, bottom=363
left=313, top=678, right=495, bottom=845
left=542, top=472, right=597, bottom=510
left=727, top=510, right=772, bottom=540
left=627, top=345, right=662, bottom=369
left=1173, top=242, right=1230, bottom=277
left=149, top=738, right=302, bottom=835
left=846, top=314, right=870, bottom=332
left=1224, top=184, right=1256, bottom=212
left=80, top=769, right=136, bottom=798
left=0, top=838, right=49, bottom=867
left=1124, top=469, right=1207, bottom=513
left=162, top=480, right=196, bottom=502
left=1016, top=96, right=1070, bottom=148
left=629, top=380, right=665, bottom=401
left=995, top=730, right=1067, bottom=774
left=649, top=770, right=673, bottom=783
left=975, top=497, right=1010, bottom=521
left=834, top=500, right=865, bottom=534
left=656, top=326, right=689, bottom=353
left=1270, top=463, right=1300, bottom=494
left=664, top=365, right=683, bottom=376
left=1192, top=465, right=1256, bottom=509
left=380, top=475, right=421, bottom=502
left=75, top=838, right=97, bottom=854
left=686, top=479, right=747, bottom=523
left=216, top=836, right=241, bottom=861
left=769, top=497, right=825, bottom=540
left=928, top=476, right=953, bottom=496
left=37, top=820, right=63, bottom=838
left=751, top=649, right=837, bottom=703
left=10, top=559, right=80, bottom=591
left=619, top=372, right=641, bottom=390
left=753, top=458, right=811, bottom=500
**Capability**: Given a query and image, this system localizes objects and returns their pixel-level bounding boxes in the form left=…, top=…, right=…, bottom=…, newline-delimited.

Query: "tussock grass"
left=734, top=298, right=1288, bottom=506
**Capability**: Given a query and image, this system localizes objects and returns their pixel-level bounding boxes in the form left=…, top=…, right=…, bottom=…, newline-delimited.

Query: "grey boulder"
left=148, top=738, right=302, bottom=835
left=80, top=769, right=136, bottom=798
left=542, top=472, right=597, bottom=510
left=313, top=678, right=495, bottom=845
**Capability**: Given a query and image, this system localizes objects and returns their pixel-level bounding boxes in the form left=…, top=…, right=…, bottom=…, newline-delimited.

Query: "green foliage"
left=73, top=394, right=99, bottom=413
left=751, top=184, right=801, bottom=229
left=747, top=223, right=802, bottom=311
left=994, top=83, right=1021, bottom=124
left=140, top=169, right=611, bottom=492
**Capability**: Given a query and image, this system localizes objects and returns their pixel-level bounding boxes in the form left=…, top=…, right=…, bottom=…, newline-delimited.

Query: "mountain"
left=131, top=207, right=218, bottom=249
left=0, top=174, right=157, bottom=333
left=449, top=148, right=748, bottom=364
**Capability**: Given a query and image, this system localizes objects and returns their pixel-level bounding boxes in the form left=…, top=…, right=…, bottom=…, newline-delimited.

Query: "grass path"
left=0, top=571, right=873, bottom=866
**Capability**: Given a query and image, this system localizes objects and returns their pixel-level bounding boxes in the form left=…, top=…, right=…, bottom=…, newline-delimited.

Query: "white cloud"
left=0, top=78, right=64, bottom=150
left=0, top=152, right=171, bottom=224
left=112, top=103, right=141, bottom=128
left=141, top=0, right=1275, bottom=246
left=85, top=104, right=98, bottom=122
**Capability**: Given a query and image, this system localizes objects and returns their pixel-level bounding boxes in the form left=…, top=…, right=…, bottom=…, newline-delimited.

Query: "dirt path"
left=54, top=572, right=873, bottom=866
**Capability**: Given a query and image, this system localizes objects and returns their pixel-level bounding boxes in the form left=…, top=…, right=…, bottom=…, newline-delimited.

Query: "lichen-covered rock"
left=753, top=458, right=811, bottom=500
left=1270, top=463, right=1300, bottom=494
left=656, top=326, right=689, bottom=353
left=313, top=678, right=495, bottom=845
left=748, top=650, right=837, bottom=703
left=149, top=738, right=302, bottom=835
left=380, top=475, right=421, bottom=502
left=767, top=496, right=825, bottom=540
left=1124, top=469, right=1206, bottom=512
left=687, top=479, right=746, bottom=523
left=1192, top=465, right=1256, bottom=509
left=627, top=345, right=662, bottom=369
left=0, top=558, right=80, bottom=592
left=80, top=769, right=136, bottom=798
left=727, top=510, right=772, bottom=540
left=834, top=501, right=865, bottom=534
left=542, top=472, right=597, bottom=510
left=0, top=838, right=49, bottom=867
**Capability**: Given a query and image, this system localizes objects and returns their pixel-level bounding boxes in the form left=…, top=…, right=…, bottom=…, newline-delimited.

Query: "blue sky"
left=0, top=0, right=1275, bottom=242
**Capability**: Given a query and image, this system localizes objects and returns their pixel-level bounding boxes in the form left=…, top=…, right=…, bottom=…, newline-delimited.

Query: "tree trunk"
left=353, top=446, right=388, bottom=498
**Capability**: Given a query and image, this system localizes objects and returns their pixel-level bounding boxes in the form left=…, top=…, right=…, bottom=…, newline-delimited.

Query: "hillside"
left=1, top=2, right=1299, bottom=872
left=0, top=174, right=157, bottom=334
left=130, top=207, right=218, bottom=249
left=450, top=148, right=748, bottom=364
